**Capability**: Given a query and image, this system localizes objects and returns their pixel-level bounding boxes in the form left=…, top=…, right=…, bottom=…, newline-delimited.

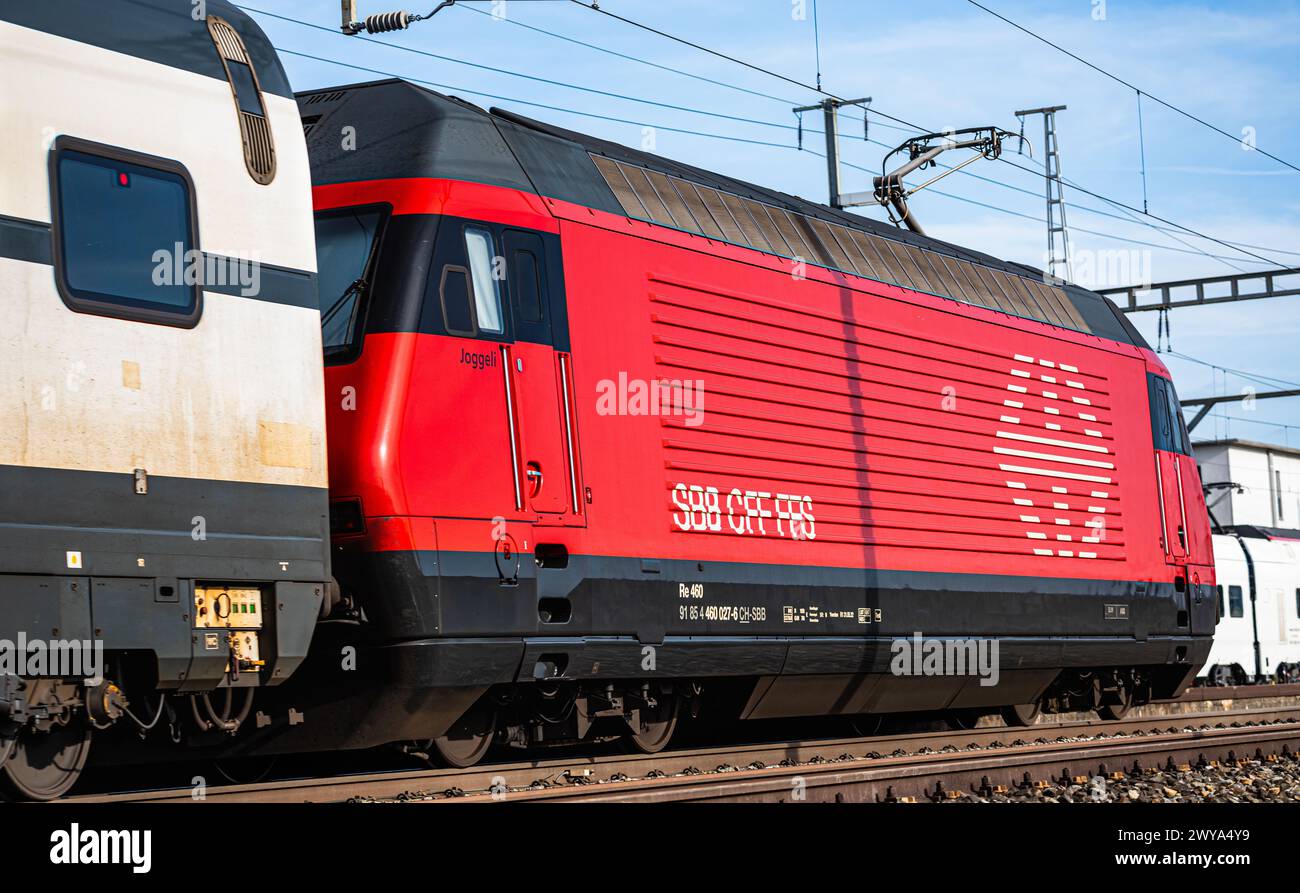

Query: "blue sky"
left=239, top=0, right=1300, bottom=445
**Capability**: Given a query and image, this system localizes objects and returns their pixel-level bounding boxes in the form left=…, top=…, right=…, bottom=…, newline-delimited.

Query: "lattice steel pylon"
left=1015, top=105, right=1073, bottom=284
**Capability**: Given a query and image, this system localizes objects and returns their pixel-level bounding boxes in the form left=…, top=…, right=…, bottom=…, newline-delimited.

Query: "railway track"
left=66, top=704, right=1300, bottom=804
left=1168, top=682, right=1300, bottom=703
left=503, top=711, right=1300, bottom=803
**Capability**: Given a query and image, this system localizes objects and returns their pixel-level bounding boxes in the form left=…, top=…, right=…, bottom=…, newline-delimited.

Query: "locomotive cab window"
left=49, top=138, right=200, bottom=327
left=512, top=243, right=544, bottom=324
left=1148, top=374, right=1191, bottom=455
left=1163, top=379, right=1191, bottom=454
left=503, top=229, right=554, bottom=346
left=440, top=265, right=476, bottom=336
left=315, top=205, right=387, bottom=358
left=1228, top=584, right=1244, bottom=619
left=465, top=226, right=504, bottom=334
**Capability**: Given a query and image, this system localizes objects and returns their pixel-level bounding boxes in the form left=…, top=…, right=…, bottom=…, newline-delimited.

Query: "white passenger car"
left=1204, top=531, right=1300, bottom=684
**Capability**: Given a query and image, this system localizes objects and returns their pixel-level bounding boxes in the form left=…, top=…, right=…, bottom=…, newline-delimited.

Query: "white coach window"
left=49, top=136, right=201, bottom=328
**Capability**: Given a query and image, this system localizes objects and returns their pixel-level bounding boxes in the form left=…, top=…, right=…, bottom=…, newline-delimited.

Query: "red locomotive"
left=282, top=78, right=1215, bottom=765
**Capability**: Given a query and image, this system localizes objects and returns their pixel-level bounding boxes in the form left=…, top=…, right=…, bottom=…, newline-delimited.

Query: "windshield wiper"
left=320, top=277, right=366, bottom=329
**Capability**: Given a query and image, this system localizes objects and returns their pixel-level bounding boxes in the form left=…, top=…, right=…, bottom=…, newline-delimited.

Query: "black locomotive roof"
left=297, top=78, right=1146, bottom=348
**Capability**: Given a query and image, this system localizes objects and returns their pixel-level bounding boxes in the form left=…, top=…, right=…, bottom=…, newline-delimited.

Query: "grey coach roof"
left=0, top=0, right=293, bottom=98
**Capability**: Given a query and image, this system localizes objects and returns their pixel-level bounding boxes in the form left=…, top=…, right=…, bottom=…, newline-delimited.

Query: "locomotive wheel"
left=625, top=695, right=679, bottom=754
left=0, top=723, right=92, bottom=801
left=213, top=755, right=279, bottom=785
left=1097, top=701, right=1132, bottom=721
left=846, top=714, right=884, bottom=737
left=1209, top=664, right=1234, bottom=687
left=1097, top=683, right=1135, bottom=721
left=946, top=709, right=983, bottom=731
left=1001, top=702, right=1042, bottom=727
left=429, top=700, right=497, bottom=769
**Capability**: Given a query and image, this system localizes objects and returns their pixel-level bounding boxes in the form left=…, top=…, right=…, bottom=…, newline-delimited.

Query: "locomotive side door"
left=502, top=229, right=583, bottom=524
left=1148, top=371, right=1219, bottom=636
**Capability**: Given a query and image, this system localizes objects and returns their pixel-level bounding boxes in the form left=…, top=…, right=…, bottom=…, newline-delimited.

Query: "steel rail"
left=65, top=706, right=1300, bottom=805
left=485, top=720, right=1300, bottom=803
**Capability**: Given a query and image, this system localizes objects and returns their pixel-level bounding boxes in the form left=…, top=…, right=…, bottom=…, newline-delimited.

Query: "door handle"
left=559, top=353, right=581, bottom=515
left=1154, top=455, right=1168, bottom=553
left=501, top=344, right=522, bottom=510
left=526, top=462, right=543, bottom=497
left=1173, top=456, right=1189, bottom=550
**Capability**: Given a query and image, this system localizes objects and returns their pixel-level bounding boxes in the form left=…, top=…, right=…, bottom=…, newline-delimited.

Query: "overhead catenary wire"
left=271, top=44, right=1273, bottom=268
left=244, top=4, right=1300, bottom=267
left=455, top=2, right=906, bottom=142
left=465, top=3, right=1300, bottom=262
left=278, top=46, right=805, bottom=150
left=562, top=0, right=1291, bottom=269
left=964, top=0, right=1300, bottom=177
left=452, top=2, right=794, bottom=105
left=992, top=154, right=1281, bottom=268
left=244, top=6, right=808, bottom=131
left=1192, top=412, right=1300, bottom=446
left=857, top=108, right=1300, bottom=259
left=263, top=52, right=1268, bottom=269
left=1166, top=349, right=1300, bottom=442
left=1165, top=350, right=1300, bottom=392
left=1008, top=143, right=1251, bottom=275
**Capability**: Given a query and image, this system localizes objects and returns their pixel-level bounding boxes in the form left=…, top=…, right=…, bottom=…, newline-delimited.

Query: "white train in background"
left=1204, top=531, right=1300, bottom=685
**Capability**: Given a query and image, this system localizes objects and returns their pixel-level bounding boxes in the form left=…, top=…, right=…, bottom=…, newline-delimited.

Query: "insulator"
left=364, top=11, right=412, bottom=33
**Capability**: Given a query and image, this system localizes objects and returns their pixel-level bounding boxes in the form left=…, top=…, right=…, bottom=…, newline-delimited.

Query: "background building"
left=1194, top=439, right=1300, bottom=532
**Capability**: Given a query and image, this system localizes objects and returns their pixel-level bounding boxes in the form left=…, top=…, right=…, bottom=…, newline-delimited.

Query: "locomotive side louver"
left=206, top=16, right=276, bottom=185
left=592, top=154, right=1090, bottom=335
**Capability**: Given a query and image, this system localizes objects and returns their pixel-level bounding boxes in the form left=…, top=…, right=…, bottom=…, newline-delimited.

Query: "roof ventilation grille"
left=206, top=16, right=277, bottom=185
